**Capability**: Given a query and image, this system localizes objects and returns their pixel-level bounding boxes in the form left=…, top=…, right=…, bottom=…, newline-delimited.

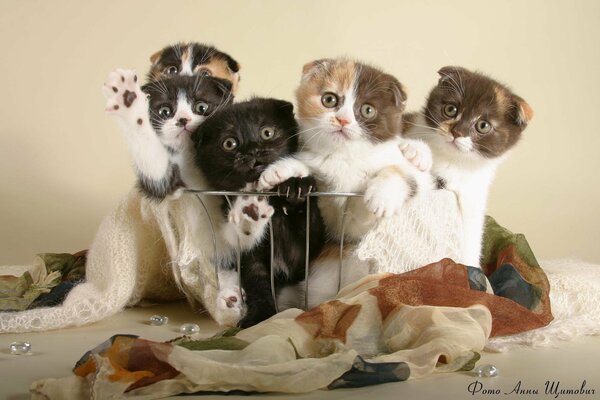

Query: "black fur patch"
left=435, top=176, right=446, bottom=190
left=137, top=162, right=185, bottom=201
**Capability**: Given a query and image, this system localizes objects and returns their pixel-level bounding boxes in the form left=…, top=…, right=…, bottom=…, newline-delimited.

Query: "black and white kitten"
left=102, top=70, right=233, bottom=199
left=193, top=98, right=326, bottom=327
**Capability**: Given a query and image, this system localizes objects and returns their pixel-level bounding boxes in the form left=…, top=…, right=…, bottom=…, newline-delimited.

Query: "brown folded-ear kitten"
left=404, top=66, right=533, bottom=268
left=148, top=42, right=241, bottom=95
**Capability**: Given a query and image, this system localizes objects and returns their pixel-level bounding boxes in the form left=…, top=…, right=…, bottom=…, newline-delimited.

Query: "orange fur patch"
left=376, top=165, right=405, bottom=179
left=199, top=57, right=240, bottom=95
left=296, top=58, right=356, bottom=120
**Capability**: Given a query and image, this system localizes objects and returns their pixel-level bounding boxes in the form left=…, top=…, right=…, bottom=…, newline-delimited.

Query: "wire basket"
left=186, top=189, right=363, bottom=311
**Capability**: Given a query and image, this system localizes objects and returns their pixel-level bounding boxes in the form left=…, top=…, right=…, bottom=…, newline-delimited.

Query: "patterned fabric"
left=31, top=226, right=554, bottom=398
left=0, top=251, right=86, bottom=311
left=481, top=216, right=553, bottom=335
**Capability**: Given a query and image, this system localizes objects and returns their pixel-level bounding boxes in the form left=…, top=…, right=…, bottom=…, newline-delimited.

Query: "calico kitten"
left=404, top=66, right=533, bottom=267
left=258, top=58, right=433, bottom=240
left=148, top=42, right=241, bottom=95
left=193, top=98, right=326, bottom=327
left=103, top=71, right=233, bottom=199
left=259, top=58, right=433, bottom=309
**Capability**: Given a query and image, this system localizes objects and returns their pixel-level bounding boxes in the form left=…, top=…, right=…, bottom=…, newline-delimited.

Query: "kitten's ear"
left=301, top=59, right=331, bottom=81
left=512, top=95, right=534, bottom=126
left=437, top=66, right=470, bottom=85
left=212, top=78, right=234, bottom=102
left=271, top=99, right=295, bottom=116
left=223, top=54, right=241, bottom=73
left=140, top=83, right=152, bottom=96
left=389, top=77, right=408, bottom=107
left=149, top=49, right=163, bottom=64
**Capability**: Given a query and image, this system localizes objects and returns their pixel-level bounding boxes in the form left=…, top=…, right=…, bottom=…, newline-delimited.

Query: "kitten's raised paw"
left=227, top=195, right=274, bottom=250
left=400, top=140, right=433, bottom=172
left=364, top=175, right=409, bottom=218
left=213, top=286, right=246, bottom=327
left=102, top=69, right=147, bottom=122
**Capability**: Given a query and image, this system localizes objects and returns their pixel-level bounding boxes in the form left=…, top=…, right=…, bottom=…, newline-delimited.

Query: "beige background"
left=0, top=0, right=598, bottom=265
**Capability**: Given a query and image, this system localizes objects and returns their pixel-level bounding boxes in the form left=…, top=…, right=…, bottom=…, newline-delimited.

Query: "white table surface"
left=1, top=301, right=600, bottom=400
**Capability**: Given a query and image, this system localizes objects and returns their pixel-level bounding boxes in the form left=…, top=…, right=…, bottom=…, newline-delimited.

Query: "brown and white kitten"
left=148, top=42, right=241, bottom=95
left=259, top=58, right=433, bottom=240
left=259, top=58, right=432, bottom=309
left=404, top=66, right=533, bottom=268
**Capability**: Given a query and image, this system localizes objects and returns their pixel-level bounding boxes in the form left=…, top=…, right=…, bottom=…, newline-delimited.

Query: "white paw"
left=102, top=69, right=147, bottom=123
left=400, top=140, right=432, bottom=172
left=228, top=196, right=274, bottom=250
left=257, top=159, right=309, bottom=190
left=364, top=176, right=409, bottom=218
left=213, top=286, right=246, bottom=327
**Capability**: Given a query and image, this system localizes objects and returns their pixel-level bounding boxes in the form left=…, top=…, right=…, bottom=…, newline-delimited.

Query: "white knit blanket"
left=1, top=189, right=599, bottom=352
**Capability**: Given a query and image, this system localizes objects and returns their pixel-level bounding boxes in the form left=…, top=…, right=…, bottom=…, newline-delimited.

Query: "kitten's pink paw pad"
left=228, top=195, right=274, bottom=239
left=214, top=287, right=246, bottom=326
left=400, top=141, right=432, bottom=172
left=102, top=69, right=146, bottom=120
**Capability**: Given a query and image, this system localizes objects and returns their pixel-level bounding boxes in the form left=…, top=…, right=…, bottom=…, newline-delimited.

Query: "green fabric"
left=481, top=216, right=539, bottom=268
left=174, top=331, right=250, bottom=351
left=0, top=252, right=86, bottom=311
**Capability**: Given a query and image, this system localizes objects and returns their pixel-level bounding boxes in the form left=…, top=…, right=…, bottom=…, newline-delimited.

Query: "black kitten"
left=192, top=98, right=326, bottom=327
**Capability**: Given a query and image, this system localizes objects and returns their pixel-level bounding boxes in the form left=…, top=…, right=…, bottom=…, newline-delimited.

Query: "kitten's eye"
left=222, top=137, right=238, bottom=151
left=164, top=66, right=179, bottom=75
left=260, top=127, right=276, bottom=140
left=360, top=103, right=377, bottom=119
left=321, top=92, right=339, bottom=108
left=476, top=119, right=493, bottom=134
left=198, top=68, right=212, bottom=77
left=194, top=101, right=210, bottom=115
left=158, top=106, right=172, bottom=118
left=443, top=104, right=459, bottom=118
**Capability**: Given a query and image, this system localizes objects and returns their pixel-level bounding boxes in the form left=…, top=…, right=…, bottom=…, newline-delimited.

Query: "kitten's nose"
left=336, top=117, right=349, bottom=127
left=450, top=126, right=463, bottom=138
left=176, top=117, right=189, bottom=127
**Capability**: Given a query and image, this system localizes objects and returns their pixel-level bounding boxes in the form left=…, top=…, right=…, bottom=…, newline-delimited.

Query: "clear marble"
left=9, top=341, right=31, bottom=355
left=149, top=315, right=169, bottom=326
left=474, top=364, right=499, bottom=377
left=180, top=323, right=200, bottom=334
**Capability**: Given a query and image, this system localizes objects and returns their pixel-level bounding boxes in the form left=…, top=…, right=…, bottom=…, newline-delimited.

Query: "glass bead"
left=180, top=323, right=200, bottom=334
left=474, top=364, right=499, bottom=377
left=149, top=315, right=168, bottom=326
left=9, top=341, right=31, bottom=355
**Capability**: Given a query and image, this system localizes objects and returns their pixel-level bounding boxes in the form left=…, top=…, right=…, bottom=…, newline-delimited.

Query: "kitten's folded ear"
left=149, top=49, right=164, bottom=64
left=389, top=76, right=408, bottom=108
left=437, top=66, right=470, bottom=85
left=301, top=59, right=332, bottom=81
left=222, top=54, right=241, bottom=73
left=271, top=99, right=295, bottom=115
left=511, top=95, right=534, bottom=126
